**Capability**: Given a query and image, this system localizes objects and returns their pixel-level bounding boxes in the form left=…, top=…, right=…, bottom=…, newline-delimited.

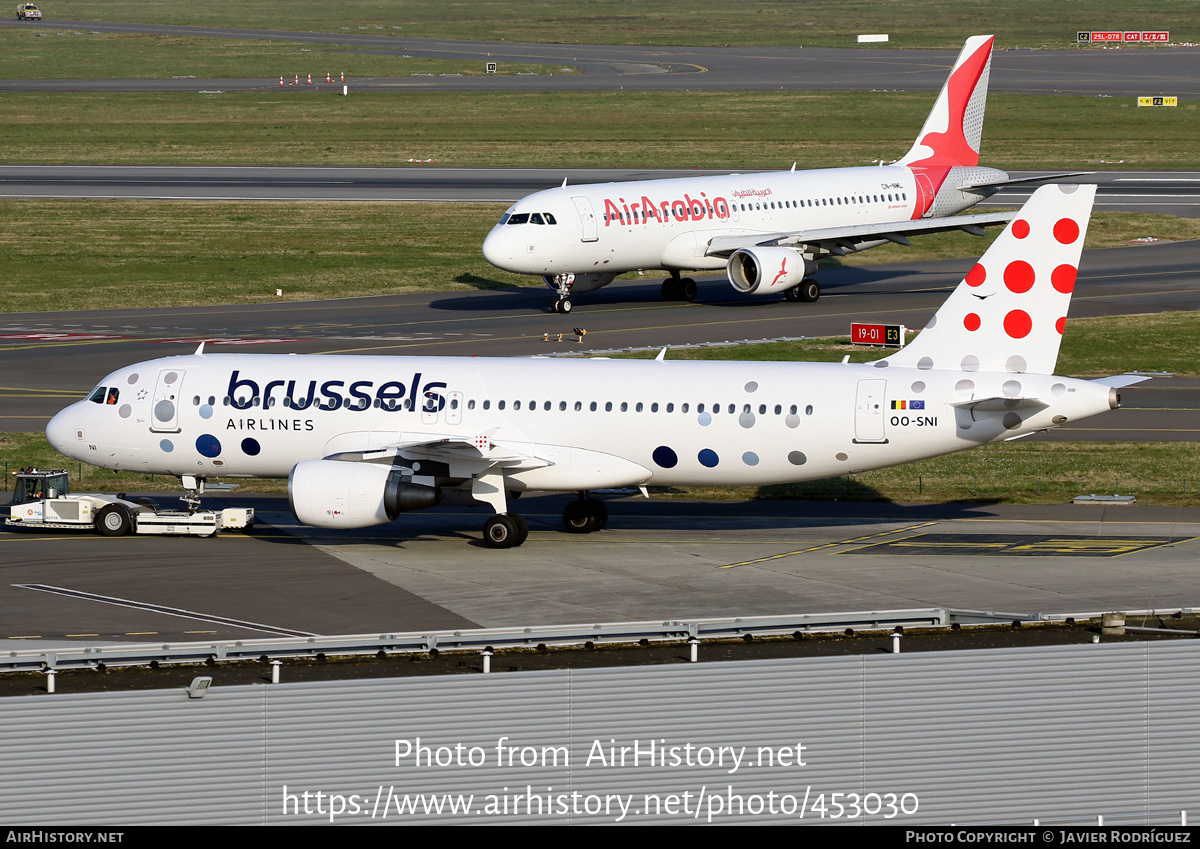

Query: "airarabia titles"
left=603, top=191, right=735, bottom=226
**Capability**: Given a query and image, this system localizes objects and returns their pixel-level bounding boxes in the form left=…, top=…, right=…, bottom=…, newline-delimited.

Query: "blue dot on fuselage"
left=698, top=449, right=719, bottom=468
left=652, top=445, right=678, bottom=468
left=196, top=434, right=221, bottom=458
left=241, top=438, right=261, bottom=456
left=159, top=439, right=173, bottom=453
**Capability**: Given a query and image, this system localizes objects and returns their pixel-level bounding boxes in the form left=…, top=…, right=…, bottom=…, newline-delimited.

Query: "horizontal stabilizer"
left=949, top=396, right=1049, bottom=413
left=955, top=172, right=1095, bottom=193
left=1090, top=374, right=1152, bottom=389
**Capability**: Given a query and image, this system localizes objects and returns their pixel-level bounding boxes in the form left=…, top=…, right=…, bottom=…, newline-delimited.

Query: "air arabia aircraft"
left=483, top=35, right=1066, bottom=313
left=48, top=185, right=1139, bottom=549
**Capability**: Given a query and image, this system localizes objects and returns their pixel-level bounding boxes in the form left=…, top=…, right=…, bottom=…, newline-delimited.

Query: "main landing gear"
left=563, top=494, right=608, bottom=534
left=479, top=494, right=608, bottom=549
left=784, top=280, right=820, bottom=303
left=483, top=513, right=529, bottom=548
left=661, top=275, right=698, bottom=302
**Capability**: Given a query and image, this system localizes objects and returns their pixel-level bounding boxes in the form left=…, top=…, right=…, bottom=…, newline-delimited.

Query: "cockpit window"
left=507, top=213, right=530, bottom=225
left=498, top=213, right=510, bottom=225
left=106, top=388, right=120, bottom=405
left=89, top=387, right=106, bottom=404
left=544, top=212, right=557, bottom=225
left=530, top=213, right=545, bottom=225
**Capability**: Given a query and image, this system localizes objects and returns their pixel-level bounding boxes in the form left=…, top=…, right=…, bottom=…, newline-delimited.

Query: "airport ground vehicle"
left=16, top=4, right=41, bottom=19
left=5, top=468, right=252, bottom=537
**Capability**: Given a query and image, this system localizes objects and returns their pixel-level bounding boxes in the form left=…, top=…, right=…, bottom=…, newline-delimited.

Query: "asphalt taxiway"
left=1, top=168, right=1198, bottom=218
left=2, top=497, right=1196, bottom=645
left=5, top=22, right=1200, bottom=97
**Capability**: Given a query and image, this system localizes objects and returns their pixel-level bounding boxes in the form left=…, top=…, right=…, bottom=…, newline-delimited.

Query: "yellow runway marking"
left=719, top=521, right=938, bottom=569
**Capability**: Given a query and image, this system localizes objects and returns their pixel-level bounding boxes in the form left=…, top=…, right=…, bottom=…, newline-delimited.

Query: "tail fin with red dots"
left=884, top=183, right=1096, bottom=375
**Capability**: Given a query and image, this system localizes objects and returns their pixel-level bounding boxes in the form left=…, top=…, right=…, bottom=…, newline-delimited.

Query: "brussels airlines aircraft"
left=48, top=185, right=1137, bottom=549
left=483, top=35, right=1060, bottom=313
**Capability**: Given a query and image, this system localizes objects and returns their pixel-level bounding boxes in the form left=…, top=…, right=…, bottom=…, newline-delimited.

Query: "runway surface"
left=5, top=22, right=1199, bottom=97
left=2, top=168, right=1199, bottom=217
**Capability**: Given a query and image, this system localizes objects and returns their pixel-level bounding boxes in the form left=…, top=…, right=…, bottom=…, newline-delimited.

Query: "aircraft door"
left=912, top=171, right=936, bottom=218
left=149, top=368, right=185, bottom=433
left=571, top=196, right=599, bottom=242
left=854, top=379, right=887, bottom=443
left=445, top=391, right=463, bottom=425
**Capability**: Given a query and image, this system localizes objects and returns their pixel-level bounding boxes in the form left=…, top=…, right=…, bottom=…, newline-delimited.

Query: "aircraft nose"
left=481, top=227, right=511, bottom=269
left=45, top=406, right=78, bottom=456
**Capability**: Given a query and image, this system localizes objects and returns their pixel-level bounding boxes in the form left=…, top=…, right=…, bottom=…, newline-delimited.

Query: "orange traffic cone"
left=326, top=73, right=332, bottom=83
left=307, top=74, right=312, bottom=84
left=279, top=76, right=284, bottom=87
left=340, top=71, right=345, bottom=82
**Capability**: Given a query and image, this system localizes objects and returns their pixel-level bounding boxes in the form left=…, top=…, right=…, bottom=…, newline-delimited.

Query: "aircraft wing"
left=397, top=436, right=552, bottom=471
left=326, top=434, right=553, bottom=474
left=703, top=210, right=1015, bottom=258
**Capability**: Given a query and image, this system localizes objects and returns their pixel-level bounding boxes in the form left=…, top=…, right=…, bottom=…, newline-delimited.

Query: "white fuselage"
left=481, top=165, right=1003, bottom=279
left=47, top=352, right=1112, bottom=495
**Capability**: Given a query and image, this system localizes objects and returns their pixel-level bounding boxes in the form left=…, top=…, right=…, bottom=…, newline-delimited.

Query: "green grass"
left=1, top=199, right=1196, bottom=313
left=0, top=29, right=562, bottom=79
left=0, top=90, right=1195, bottom=168
left=33, top=0, right=1200, bottom=48
left=0, top=200, right=527, bottom=312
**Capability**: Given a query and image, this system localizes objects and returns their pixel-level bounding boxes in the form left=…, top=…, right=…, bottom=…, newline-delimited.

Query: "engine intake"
left=727, top=247, right=816, bottom=295
left=289, top=459, right=442, bottom=529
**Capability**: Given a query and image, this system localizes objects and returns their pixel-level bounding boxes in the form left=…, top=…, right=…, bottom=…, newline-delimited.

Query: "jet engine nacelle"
left=727, top=247, right=817, bottom=295
left=542, top=272, right=617, bottom=294
left=288, top=459, right=442, bottom=529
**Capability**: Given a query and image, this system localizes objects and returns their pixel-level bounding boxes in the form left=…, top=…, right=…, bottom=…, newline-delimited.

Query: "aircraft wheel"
left=679, top=278, right=698, bottom=302
left=483, top=514, right=525, bottom=548
left=512, top=513, right=529, bottom=546
left=661, top=279, right=679, bottom=300
left=798, top=280, right=820, bottom=303
left=96, top=505, right=132, bottom=537
left=563, top=498, right=607, bottom=534
left=559, top=298, right=573, bottom=314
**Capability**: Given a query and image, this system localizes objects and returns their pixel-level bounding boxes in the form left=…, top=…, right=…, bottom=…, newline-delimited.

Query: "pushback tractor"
left=5, top=468, right=253, bottom=537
